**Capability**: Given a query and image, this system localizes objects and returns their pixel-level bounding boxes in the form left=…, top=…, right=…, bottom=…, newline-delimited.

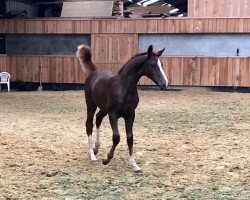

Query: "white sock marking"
left=88, top=135, right=97, bottom=161
left=157, top=59, right=169, bottom=86
left=95, top=128, right=101, bottom=150
left=129, top=155, right=141, bottom=172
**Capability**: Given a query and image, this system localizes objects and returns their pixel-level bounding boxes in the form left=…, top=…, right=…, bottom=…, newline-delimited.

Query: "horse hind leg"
left=102, top=113, right=120, bottom=165
left=94, top=110, right=107, bottom=155
left=86, top=105, right=97, bottom=161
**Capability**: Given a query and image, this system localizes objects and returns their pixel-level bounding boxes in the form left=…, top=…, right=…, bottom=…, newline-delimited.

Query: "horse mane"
left=76, top=44, right=96, bottom=75
left=118, top=52, right=147, bottom=74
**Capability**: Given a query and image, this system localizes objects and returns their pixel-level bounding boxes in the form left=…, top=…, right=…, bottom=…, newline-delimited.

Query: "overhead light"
left=170, top=8, right=179, bottom=14
left=137, top=0, right=161, bottom=7
left=143, top=0, right=161, bottom=6
left=137, top=0, right=148, bottom=6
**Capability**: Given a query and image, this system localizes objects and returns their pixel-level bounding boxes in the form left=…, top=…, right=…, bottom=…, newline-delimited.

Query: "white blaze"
left=157, top=59, right=168, bottom=86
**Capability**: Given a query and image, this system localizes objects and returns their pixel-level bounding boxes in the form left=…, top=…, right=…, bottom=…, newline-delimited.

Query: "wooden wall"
left=162, top=57, right=250, bottom=87
left=5, top=56, right=87, bottom=83
left=91, top=34, right=138, bottom=63
left=0, top=55, right=7, bottom=71
left=1, top=55, right=249, bottom=87
left=0, top=18, right=250, bottom=87
left=188, top=0, right=250, bottom=17
left=1, top=18, right=250, bottom=34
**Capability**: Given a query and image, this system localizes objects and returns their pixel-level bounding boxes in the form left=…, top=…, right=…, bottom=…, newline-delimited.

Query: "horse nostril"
left=159, top=83, right=167, bottom=91
left=162, top=83, right=167, bottom=90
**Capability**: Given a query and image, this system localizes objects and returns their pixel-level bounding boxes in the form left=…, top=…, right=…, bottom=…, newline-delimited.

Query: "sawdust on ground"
left=0, top=87, right=249, bottom=199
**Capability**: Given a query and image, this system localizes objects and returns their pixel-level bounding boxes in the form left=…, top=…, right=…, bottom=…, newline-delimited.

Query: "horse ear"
left=157, top=47, right=165, bottom=57
left=147, top=45, right=153, bottom=54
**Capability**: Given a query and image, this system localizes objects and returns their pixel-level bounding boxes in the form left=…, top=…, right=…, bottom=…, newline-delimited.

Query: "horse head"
left=141, top=45, right=168, bottom=91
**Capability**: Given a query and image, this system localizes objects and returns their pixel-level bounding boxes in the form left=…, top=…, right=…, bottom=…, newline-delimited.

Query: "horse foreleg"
left=86, top=106, right=97, bottom=161
left=125, top=112, right=142, bottom=173
left=102, top=113, right=120, bottom=165
left=94, top=110, right=107, bottom=155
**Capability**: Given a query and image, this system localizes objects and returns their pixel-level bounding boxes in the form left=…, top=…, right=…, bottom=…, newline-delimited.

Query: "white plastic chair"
left=0, top=72, right=11, bottom=92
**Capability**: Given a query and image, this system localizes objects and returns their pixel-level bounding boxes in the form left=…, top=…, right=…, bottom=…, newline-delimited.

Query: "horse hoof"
left=102, top=159, right=110, bottom=165
left=89, top=154, right=97, bottom=161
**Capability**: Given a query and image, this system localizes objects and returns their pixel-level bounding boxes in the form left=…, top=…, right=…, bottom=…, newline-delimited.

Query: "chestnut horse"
left=76, top=45, right=168, bottom=172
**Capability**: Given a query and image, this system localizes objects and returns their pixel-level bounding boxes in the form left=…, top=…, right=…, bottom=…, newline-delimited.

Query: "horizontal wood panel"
left=1, top=18, right=250, bottom=34
left=189, top=0, right=250, bottom=18
left=1, top=55, right=249, bottom=87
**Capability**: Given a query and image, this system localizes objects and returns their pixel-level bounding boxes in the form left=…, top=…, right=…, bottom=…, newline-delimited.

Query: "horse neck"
left=118, top=55, right=145, bottom=89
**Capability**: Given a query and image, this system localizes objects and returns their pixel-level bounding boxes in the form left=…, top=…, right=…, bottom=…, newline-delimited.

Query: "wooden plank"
left=1, top=18, right=250, bottom=34
left=189, top=0, right=250, bottom=17
left=227, top=57, right=234, bottom=86
left=0, top=55, right=7, bottom=72
left=39, top=56, right=51, bottom=83
left=247, top=58, right=250, bottom=87
left=0, top=21, right=8, bottom=33
left=16, top=20, right=26, bottom=33
left=72, top=20, right=91, bottom=33
left=200, top=58, right=208, bottom=86
left=234, top=58, right=241, bottom=87
left=92, top=34, right=138, bottom=63
left=219, top=58, right=227, bottom=86
left=57, top=20, right=73, bottom=33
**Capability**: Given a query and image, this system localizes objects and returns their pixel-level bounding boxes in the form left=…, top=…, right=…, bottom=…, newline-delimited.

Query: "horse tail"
left=76, top=44, right=96, bottom=74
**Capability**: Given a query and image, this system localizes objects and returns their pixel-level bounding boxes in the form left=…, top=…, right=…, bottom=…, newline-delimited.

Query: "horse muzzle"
left=159, top=82, right=167, bottom=91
